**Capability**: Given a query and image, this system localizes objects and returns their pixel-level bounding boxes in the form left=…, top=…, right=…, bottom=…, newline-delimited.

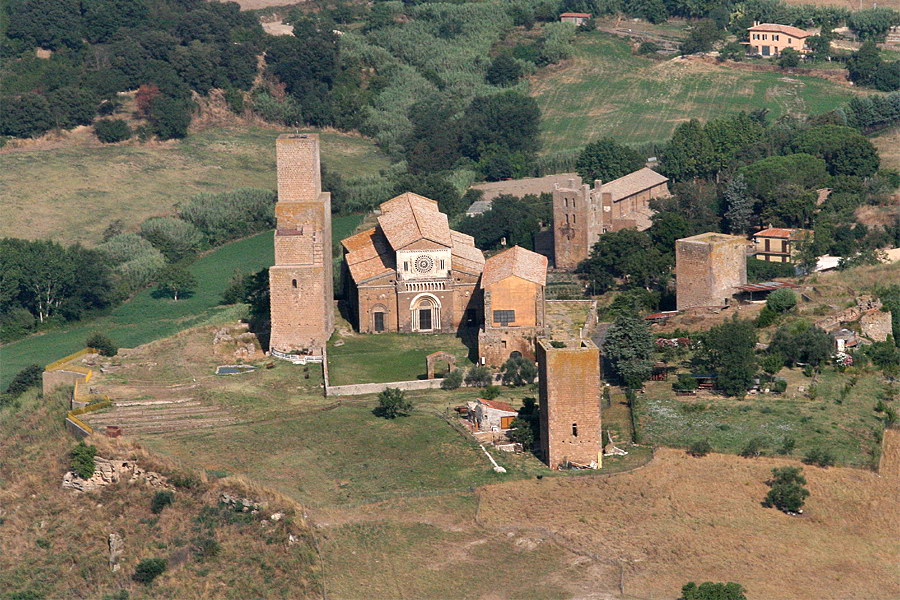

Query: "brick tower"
left=675, top=232, right=748, bottom=311
left=536, top=338, right=602, bottom=469
left=269, top=133, right=334, bottom=355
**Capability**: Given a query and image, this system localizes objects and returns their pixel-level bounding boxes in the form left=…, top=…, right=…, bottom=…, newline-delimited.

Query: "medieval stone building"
left=675, top=232, right=749, bottom=311
left=268, top=133, right=334, bottom=356
left=537, top=338, right=602, bottom=469
left=552, top=168, right=670, bottom=270
left=478, top=246, right=548, bottom=366
left=341, top=193, right=485, bottom=334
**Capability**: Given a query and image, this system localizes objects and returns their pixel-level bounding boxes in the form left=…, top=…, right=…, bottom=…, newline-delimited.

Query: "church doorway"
left=411, top=295, right=441, bottom=332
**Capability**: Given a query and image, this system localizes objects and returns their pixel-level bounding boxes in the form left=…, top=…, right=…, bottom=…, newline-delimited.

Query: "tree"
left=577, top=229, right=670, bottom=293
left=763, top=466, right=810, bottom=513
left=94, top=119, right=131, bottom=143
left=696, top=317, right=757, bottom=397
left=155, top=264, right=196, bottom=301
left=661, top=120, right=715, bottom=181
left=500, top=356, right=537, bottom=386
left=391, top=172, right=464, bottom=218
left=456, top=194, right=548, bottom=251
left=459, top=91, right=541, bottom=162
left=0, top=93, right=55, bottom=138
left=766, top=288, right=797, bottom=313
left=47, top=87, right=98, bottom=129
left=792, top=124, right=880, bottom=177
left=149, top=95, right=192, bottom=140
left=680, top=581, right=747, bottom=600
left=806, top=35, right=830, bottom=62
left=777, top=48, right=801, bottom=68
left=575, top=138, right=645, bottom=184
left=140, top=217, right=203, bottom=262
left=86, top=332, right=118, bottom=357
left=678, top=20, right=723, bottom=56
left=465, top=365, right=493, bottom=387
left=376, top=388, right=412, bottom=419
left=769, top=321, right=833, bottom=368
left=507, top=416, right=535, bottom=447
left=441, top=369, right=463, bottom=390
left=718, top=42, right=744, bottom=62
left=847, top=8, right=900, bottom=42
left=847, top=41, right=881, bottom=86
left=793, top=231, right=819, bottom=276
left=403, top=99, right=462, bottom=174
left=486, top=55, right=523, bottom=87
left=70, top=441, right=97, bottom=479
left=603, top=310, right=655, bottom=389
left=723, top=174, right=754, bottom=235
left=688, top=439, right=712, bottom=457
left=4, top=364, right=43, bottom=397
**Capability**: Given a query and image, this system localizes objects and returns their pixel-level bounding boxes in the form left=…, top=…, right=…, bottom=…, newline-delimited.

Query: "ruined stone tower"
left=675, top=233, right=748, bottom=311
left=536, top=338, right=602, bottom=469
left=268, top=133, right=334, bottom=355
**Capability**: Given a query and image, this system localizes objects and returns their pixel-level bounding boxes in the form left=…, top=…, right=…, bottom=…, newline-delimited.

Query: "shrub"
left=94, top=119, right=131, bottom=143
left=755, top=305, right=778, bottom=328
left=482, top=385, right=502, bottom=400
left=803, top=448, right=836, bottom=467
left=770, top=379, right=787, bottom=394
left=680, top=581, right=747, bottom=600
left=739, top=437, right=766, bottom=458
left=179, top=188, right=276, bottom=245
left=250, top=89, right=303, bottom=126
left=140, top=217, right=202, bottom=262
left=221, top=270, right=248, bottom=305
left=86, top=332, right=118, bottom=357
left=465, top=365, right=493, bottom=387
left=637, top=41, right=660, bottom=56
left=71, top=441, right=97, bottom=478
left=375, top=387, right=412, bottom=419
left=132, top=558, right=167, bottom=584
left=507, top=416, right=535, bottom=447
left=500, top=356, right=537, bottom=386
left=223, top=88, right=245, bottom=114
left=777, top=437, right=796, bottom=455
left=4, top=364, right=43, bottom=396
left=672, top=375, right=698, bottom=393
left=0, top=306, right=36, bottom=342
left=148, top=95, right=192, bottom=140
left=688, top=439, right=712, bottom=457
left=550, top=340, right=566, bottom=348
left=778, top=48, right=801, bottom=68
left=764, top=480, right=809, bottom=513
left=440, top=369, right=463, bottom=390
left=192, top=535, right=221, bottom=561
left=766, top=288, right=797, bottom=313
left=155, top=264, right=197, bottom=301
left=485, top=55, right=522, bottom=87
left=150, top=491, right=174, bottom=514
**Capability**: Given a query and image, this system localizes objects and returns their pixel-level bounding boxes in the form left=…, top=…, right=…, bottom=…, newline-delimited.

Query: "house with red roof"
left=745, top=23, right=812, bottom=57
left=468, top=398, right=519, bottom=432
left=560, top=12, right=591, bottom=26
left=752, top=227, right=810, bottom=263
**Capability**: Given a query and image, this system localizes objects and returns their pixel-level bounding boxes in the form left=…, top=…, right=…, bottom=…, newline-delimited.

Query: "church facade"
left=341, top=193, right=485, bottom=334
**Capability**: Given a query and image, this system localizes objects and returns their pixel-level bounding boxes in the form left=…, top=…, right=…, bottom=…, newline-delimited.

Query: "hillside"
left=531, top=32, right=863, bottom=152
left=0, top=390, right=323, bottom=600
left=0, top=126, right=387, bottom=246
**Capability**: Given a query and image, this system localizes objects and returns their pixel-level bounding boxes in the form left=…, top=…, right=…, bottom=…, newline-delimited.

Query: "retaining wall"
left=325, top=378, right=444, bottom=397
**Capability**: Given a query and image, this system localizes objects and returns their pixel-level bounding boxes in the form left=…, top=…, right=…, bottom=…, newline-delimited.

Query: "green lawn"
left=327, top=331, right=476, bottom=386
left=532, top=32, right=863, bottom=152
left=634, top=369, right=887, bottom=468
left=0, top=126, right=388, bottom=245
left=1, top=214, right=363, bottom=388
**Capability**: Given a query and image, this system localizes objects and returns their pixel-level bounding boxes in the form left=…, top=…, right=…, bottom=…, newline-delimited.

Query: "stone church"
left=341, top=193, right=486, bottom=334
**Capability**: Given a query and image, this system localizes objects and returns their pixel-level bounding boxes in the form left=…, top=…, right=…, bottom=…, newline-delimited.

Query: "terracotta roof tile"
left=600, top=168, right=668, bottom=202
left=478, top=398, right=518, bottom=413
left=753, top=228, right=807, bottom=240
left=343, top=228, right=395, bottom=282
left=748, top=23, right=811, bottom=38
left=377, top=192, right=452, bottom=250
left=481, top=246, right=548, bottom=287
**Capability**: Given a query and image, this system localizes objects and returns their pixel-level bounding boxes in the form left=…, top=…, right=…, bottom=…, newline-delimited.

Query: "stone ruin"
left=426, top=351, right=456, bottom=379
left=213, top=322, right=265, bottom=360
left=62, top=457, right=172, bottom=493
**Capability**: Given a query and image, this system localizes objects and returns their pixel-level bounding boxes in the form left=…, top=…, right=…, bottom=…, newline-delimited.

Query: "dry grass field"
left=479, top=447, right=900, bottom=600
left=872, top=127, right=900, bottom=171
left=0, top=125, right=388, bottom=245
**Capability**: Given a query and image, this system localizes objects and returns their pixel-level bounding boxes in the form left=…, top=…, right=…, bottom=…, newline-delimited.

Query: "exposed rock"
left=219, top=492, right=266, bottom=513
left=62, top=457, right=172, bottom=492
left=108, top=533, right=124, bottom=571
left=213, top=323, right=265, bottom=360
left=270, top=512, right=284, bottom=521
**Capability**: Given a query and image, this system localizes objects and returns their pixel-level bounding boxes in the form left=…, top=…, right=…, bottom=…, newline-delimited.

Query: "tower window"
left=572, top=423, right=578, bottom=437
left=292, top=279, right=297, bottom=288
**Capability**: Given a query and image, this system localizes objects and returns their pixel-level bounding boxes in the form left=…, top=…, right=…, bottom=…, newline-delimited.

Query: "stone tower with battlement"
left=537, top=338, right=602, bottom=469
left=269, top=134, right=334, bottom=355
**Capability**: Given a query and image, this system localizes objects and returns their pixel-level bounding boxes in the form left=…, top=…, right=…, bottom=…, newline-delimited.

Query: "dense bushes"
left=70, top=441, right=97, bottom=479
left=97, top=233, right=167, bottom=295
left=133, top=558, right=167, bottom=584
left=86, top=332, right=118, bottom=357
left=140, top=217, right=203, bottom=262
left=179, top=188, right=276, bottom=245
left=3, top=364, right=42, bottom=398
left=94, top=119, right=131, bottom=143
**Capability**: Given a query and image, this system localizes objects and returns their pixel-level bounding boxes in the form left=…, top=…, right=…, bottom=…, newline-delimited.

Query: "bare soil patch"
left=479, top=447, right=900, bottom=599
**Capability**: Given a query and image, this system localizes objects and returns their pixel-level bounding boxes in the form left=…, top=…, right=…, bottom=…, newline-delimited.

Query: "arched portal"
left=410, top=294, right=441, bottom=332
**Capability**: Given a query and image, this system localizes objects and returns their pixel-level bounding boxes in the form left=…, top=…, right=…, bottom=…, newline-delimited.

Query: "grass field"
left=0, top=213, right=363, bottom=388
left=872, top=126, right=900, bottom=171
left=531, top=32, right=863, bottom=152
left=635, top=369, right=888, bottom=468
left=0, top=126, right=388, bottom=245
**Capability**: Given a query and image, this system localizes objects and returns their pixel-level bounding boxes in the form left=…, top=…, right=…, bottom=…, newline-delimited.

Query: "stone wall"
left=676, top=233, right=748, bottom=311
left=536, top=338, right=601, bottom=468
left=325, top=378, right=445, bottom=397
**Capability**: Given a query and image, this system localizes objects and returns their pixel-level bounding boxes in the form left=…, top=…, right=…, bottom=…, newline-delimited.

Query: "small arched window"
left=292, top=279, right=298, bottom=288
left=572, top=423, right=578, bottom=437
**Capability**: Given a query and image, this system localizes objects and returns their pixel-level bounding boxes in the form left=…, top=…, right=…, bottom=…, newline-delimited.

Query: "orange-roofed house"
left=560, top=12, right=591, bottom=26
left=752, top=227, right=810, bottom=263
left=467, top=398, right=519, bottom=432
left=478, top=245, right=548, bottom=366
left=746, top=23, right=812, bottom=57
left=341, top=192, right=485, bottom=334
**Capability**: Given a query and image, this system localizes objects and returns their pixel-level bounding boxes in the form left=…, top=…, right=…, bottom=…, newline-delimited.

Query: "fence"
left=44, top=347, right=112, bottom=438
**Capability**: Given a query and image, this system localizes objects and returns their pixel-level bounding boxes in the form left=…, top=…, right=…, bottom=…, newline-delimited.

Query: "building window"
left=419, top=308, right=432, bottom=330
left=292, top=279, right=297, bottom=288
left=440, top=259, right=445, bottom=270
left=572, top=423, right=578, bottom=437
left=493, top=310, right=515, bottom=325
left=788, top=38, right=792, bottom=43
left=765, top=239, right=770, bottom=252
left=404, top=262, right=409, bottom=272
left=374, top=312, right=385, bottom=332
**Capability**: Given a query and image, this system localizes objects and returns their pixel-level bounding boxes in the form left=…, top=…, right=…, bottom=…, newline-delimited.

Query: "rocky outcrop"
left=108, top=533, right=124, bottom=571
left=62, top=457, right=172, bottom=492
left=213, top=322, right=265, bottom=360
left=219, top=492, right=266, bottom=513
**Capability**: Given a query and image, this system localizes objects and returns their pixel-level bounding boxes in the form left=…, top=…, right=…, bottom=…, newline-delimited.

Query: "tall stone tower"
left=552, top=178, right=597, bottom=271
left=269, top=133, right=334, bottom=355
left=675, top=233, right=748, bottom=311
left=536, top=338, right=602, bottom=469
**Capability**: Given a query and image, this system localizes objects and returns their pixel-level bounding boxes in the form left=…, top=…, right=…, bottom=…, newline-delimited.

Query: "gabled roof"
left=481, top=245, right=548, bottom=287
left=753, top=228, right=807, bottom=240
left=450, top=231, right=486, bottom=275
left=477, top=398, right=518, bottom=414
left=600, top=168, right=668, bottom=202
left=342, top=227, right=395, bottom=283
left=748, top=23, right=811, bottom=38
left=377, top=192, right=452, bottom=250
left=560, top=12, right=591, bottom=17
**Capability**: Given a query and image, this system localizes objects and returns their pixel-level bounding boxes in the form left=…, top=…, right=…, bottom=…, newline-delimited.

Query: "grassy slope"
left=0, top=126, right=388, bottom=245
left=532, top=32, right=862, bottom=152
left=0, top=214, right=364, bottom=388
left=872, top=126, right=900, bottom=171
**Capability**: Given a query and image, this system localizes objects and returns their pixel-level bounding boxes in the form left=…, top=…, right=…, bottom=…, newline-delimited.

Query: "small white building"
left=467, top=398, right=518, bottom=432
left=560, top=12, right=591, bottom=26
